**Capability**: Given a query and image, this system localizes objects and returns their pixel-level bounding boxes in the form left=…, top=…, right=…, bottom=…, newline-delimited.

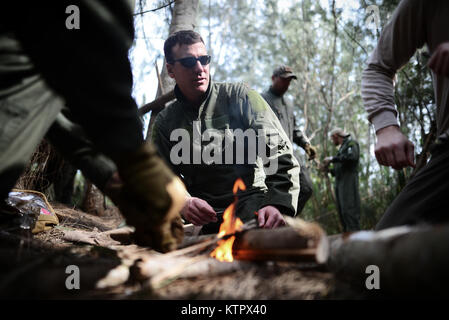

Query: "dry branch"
left=138, top=90, right=175, bottom=116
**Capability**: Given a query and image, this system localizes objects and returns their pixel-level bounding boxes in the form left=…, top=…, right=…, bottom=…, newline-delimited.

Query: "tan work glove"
left=115, top=142, right=187, bottom=252
left=304, top=143, right=317, bottom=160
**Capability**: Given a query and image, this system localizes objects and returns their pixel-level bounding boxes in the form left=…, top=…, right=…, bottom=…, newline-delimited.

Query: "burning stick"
left=209, top=179, right=329, bottom=264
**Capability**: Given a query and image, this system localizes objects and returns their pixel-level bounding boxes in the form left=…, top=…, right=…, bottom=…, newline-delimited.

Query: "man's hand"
left=115, top=142, right=187, bottom=253
left=428, top=42, right=449, bottom=77
left=257, top=206, right=286, bottom=229
left=323, top=156, right=333, bottom=165
left=181, top=197, right=218, bottom=226
left=375, top=125, right=415, bottom=170
left=304, top=143, right=317, bottom=160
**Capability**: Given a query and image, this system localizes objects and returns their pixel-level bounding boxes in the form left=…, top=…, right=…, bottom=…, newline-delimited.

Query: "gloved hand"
left=115, top=142, right=187, bottom=252
left=304, top=143, right=317, bottom=160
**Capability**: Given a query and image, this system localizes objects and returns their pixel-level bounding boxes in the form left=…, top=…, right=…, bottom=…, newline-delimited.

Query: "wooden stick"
left=233, top=218, right=329, bottom=264
left=138, top=90, right=175, bottom=116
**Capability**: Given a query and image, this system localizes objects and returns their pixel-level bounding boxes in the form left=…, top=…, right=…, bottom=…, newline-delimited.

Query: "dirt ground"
left=0, top=203, right=359, bottom=300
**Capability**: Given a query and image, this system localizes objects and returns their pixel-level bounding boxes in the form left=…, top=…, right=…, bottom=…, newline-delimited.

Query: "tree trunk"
left=146, top=0, right=200, bottom=140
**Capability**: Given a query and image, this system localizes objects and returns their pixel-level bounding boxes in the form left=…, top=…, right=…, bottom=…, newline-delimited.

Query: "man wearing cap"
left=261, top=66, right=317, bottom=214
left=152, top=30, right=300, bottom=234
left=323, top=128, right=361, bottom=232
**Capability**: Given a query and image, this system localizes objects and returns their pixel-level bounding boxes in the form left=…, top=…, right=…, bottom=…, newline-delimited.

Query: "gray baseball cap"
left=272, top=65, right=297, bottom=79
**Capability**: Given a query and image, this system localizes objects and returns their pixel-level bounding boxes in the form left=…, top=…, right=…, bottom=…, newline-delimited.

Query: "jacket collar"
left=174, top=76, right=214, bottom=110
left=268, top=85, right=283, bottom=97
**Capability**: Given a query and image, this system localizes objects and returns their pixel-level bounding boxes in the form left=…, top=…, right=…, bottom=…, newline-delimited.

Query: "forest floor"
left=0, top=203, right=363, bottom=300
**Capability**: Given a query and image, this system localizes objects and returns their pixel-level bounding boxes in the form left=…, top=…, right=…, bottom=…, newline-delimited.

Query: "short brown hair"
left=164, top=30, right=205, bottom=64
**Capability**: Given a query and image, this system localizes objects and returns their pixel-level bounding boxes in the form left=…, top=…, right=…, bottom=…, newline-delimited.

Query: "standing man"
left=261, top=66, right=317, bottom=214
left=152, top=30, right=300, bottom=234
left=0, top=1, right=186, bottom=252
left=323, top=128, right=361, bottom=232
left=361, top=0, right=449, bottom=230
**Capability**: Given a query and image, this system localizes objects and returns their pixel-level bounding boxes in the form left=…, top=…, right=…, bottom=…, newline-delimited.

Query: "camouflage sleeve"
left=4, top=1, right=144, bottom=159
left=46, top=112, right=117, bottom=192
left=245, top=89, right=300, bottom=216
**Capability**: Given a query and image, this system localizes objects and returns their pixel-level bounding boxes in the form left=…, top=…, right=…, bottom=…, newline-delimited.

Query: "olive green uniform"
left=330, top=136, right=361, bottom=232
left=152, top=81, right=300, bottom=233
left=261, top=87, right=313, bottom=213
left=0, top=2, right=140, bottom=199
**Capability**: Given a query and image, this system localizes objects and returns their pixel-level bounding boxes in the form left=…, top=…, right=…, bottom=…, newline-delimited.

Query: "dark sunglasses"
left=171, top=55, right=211, bottom=68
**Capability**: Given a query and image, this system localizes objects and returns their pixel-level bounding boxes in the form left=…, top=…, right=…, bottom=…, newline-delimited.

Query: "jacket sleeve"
left=292, top=125, right=310, bottom=149
left=5, top=1, right=144, bottom=159
left=45, top=112, right=117, bottom=192
left=332, top=140, right=360, bottom=163
left=361, top=0, right=427, bottom=132
left=244, top=89, right=300, bottom=216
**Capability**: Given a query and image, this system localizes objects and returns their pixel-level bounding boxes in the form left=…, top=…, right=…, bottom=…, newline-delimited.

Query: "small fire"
left=210, top=179, right=246, bottom=262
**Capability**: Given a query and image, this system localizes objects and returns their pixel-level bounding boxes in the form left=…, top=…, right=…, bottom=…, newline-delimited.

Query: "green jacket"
left=330, top=136, right=360, bottom=180
left=152, top=81, right=300, bottom=225
left=330, top=135, right=361, bottom=231
left=261, top=87, right=310, bottom=149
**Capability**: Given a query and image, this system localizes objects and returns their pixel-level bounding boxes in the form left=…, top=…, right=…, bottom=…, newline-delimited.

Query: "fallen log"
left=327, top=224, right=449, bottom=297
left=233, top=217, right=329, bottom=264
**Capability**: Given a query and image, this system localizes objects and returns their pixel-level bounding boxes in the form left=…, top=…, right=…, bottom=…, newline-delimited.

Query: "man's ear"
left=166, top=63, right=175, bottom=79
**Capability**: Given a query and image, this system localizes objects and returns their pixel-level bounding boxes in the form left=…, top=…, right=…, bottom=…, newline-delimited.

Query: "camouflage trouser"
left=0, top=75, right=63, bottom=200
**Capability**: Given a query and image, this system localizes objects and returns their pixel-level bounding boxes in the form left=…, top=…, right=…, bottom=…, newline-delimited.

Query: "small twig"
left=168, top=220, right=259, bottom=258
left=133, top=0, right=176, bottom=16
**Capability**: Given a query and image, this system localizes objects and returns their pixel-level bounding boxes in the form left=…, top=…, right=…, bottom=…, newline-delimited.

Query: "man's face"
left=331, top=134, right=341, bottom=146
left=167, top=42, right=210, bottom=104
left=272, top=76, right=293, bottom=95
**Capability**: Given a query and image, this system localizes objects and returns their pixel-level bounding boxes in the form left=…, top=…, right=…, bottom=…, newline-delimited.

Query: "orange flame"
left=210, top=179, right=246, bottom=262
